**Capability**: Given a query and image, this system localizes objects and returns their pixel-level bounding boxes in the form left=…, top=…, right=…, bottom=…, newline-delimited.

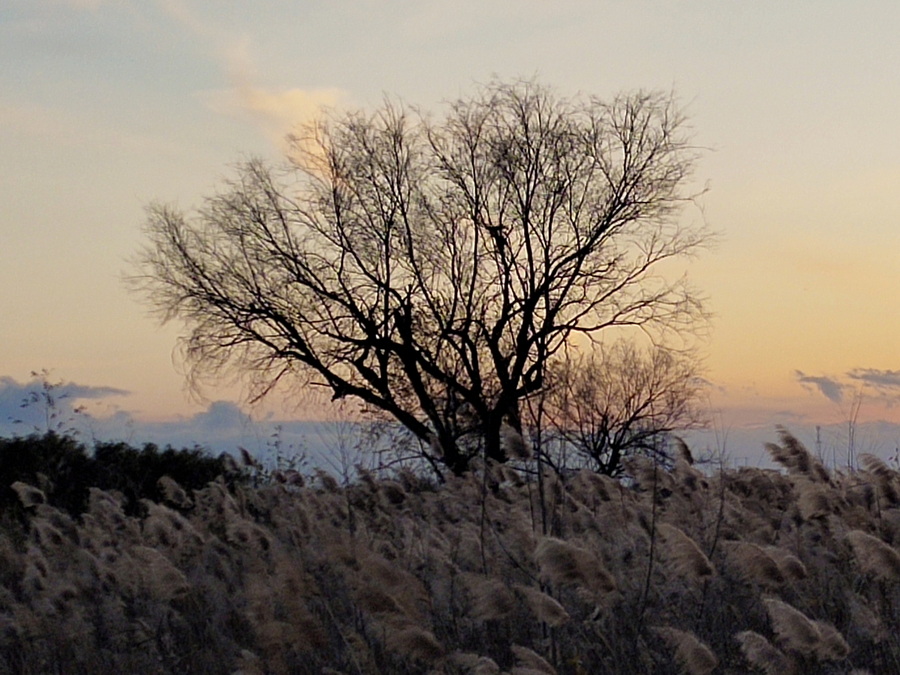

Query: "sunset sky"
left=3, top=0, right=899, bottom=448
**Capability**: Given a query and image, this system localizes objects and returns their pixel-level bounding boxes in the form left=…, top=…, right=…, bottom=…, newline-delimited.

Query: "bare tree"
left=543, top=341, right=707, bottom=475
left=131, top=79, right=708, bottom=476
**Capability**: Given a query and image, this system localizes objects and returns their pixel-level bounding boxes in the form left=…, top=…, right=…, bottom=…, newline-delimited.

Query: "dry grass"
left=724, top=541, right=786, bottom=587
left=736, top=630, right=792, bottom=674
left=763, top=597, right=822, bottom=654
left=654, top=626, right=718, bottom=675
left=2, top=429, right=900, bottom=673
left=657, top=523, right=714, bottom=582
left=846, top=529, right=900, bottom=581
left=534, top=536, right=616, bottom=594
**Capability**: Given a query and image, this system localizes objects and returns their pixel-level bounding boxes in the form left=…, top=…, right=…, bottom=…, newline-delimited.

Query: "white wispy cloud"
left=155, top=0, right=344, bottom=148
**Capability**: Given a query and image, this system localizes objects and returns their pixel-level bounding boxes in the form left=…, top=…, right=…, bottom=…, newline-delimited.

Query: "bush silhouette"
left=0, top=432, right=232, bottom=520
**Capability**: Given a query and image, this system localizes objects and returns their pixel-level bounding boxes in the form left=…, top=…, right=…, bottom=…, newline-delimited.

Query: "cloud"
left=192, top=400, right=251, bottom=431
left=848, top=368, right=900, bottom=391
left=156, top=0, right=344, bottom=148
left=0, top=374, right=128, bottom=434
left=204, top=83, right=343, bottom=149
left=0, top=370, right=378, bottom=471
left=795, top=370, right=845, bottom=404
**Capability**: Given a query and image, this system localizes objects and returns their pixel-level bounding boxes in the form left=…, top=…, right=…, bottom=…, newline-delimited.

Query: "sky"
left=2, top=0, right=899, bottom=462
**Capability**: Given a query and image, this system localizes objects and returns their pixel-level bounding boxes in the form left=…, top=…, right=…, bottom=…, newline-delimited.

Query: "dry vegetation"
left=1, top=429, right=899, bottom=674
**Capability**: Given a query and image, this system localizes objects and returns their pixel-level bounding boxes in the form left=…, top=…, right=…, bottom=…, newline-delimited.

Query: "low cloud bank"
left=2, top=374, right=898, bottom=473
left=0, top=375, right=372, bottom=470
left=795, top=367, right=900, bottom=409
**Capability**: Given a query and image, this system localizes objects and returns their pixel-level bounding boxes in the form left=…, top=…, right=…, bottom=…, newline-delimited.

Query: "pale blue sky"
left=2, top=0, right=899, bottom=430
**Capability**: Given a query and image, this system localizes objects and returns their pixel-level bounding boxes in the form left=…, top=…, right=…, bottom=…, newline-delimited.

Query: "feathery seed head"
left=654, top=626, right=718, bottom=675
left=514, top=584, right=570, bottom=627
left=736, top=630, right=792, bottom=675
left=11, top=482, right=45, bottom=508
left=384, top=624, right=445, bottom=663
left=510, top=644, right=556, bottom=675
left=794, top=479, right=837, bottom=520
left=762, top=545, right=808, bottom=581
left=461, top=573, right=516, bottom=621
left=448, top=652, right=501, bottom=675
left=763, top=598, right=821, bottom=654
left=158, top=475, right=193, bottom=509
left=846, top=529, right=900, bottom=581
left=766, top=428, right=829, bottom=482
left=658, top=523, right=714, bottom=580
left=315, top=469, right=340, bottom=492
left=724, top=541, right=785, bottom=586
left=812, top=620, right=850, bottom=661
left=534, top=537, right=616, bottom=593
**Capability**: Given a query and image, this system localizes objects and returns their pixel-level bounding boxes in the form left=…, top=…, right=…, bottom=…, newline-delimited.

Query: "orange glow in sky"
left=2, top=1, right=899, bottom=431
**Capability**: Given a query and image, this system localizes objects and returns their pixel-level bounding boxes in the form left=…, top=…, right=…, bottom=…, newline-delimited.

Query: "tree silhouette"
left=543, top=341, right=707, bottom=475
left=132, top=79, right=708, bottom=475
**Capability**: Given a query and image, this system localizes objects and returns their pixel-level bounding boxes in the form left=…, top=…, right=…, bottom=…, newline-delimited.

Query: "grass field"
left=0, top=429, right=896, bottom=674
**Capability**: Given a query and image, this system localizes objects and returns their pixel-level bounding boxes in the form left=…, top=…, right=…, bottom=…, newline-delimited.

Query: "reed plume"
left=761, top=545, right=807, bottom=581
left=570, top=469, right=618, bottom=504
left=378, top=479, right=407, bottom=505
left=461, top=573, right=516, bottom=621
left=353, top=585, right=406, bottom=616
left=384, top=623, right=445, bottom=663
left=735, top=630, right=792, bottom=675
left=654, top=626, right=718, bottom=675
left=658, top=523, right=714, bottom=580
left=673, top=457, right=708, bottom=495
left=811, top=620, right=849, bottom=661
left=448, top=651, right=501, bottom=674
left=763, top=598, right=820, bottom=654
left=674, top=437, right=694, bottom=465
left=22, top=546, right=49, bottom=595
left=860, top=453, right=900, bottom=505
left=766, top=427, right=829, bottom=482
left=11, top=481, right=45, bottom=508
left=847, top=592, right=886, bottom=643
left=846, top=529, right=900, bottom=581
left=495, top=464, right=525, bottom=488
left=534, top=537, right=616, bottom=593
left=128, top=545, right=189, bottom=602
left=794, top=479, right=836, bottom=521
left=315, top=469, right=340, bottom=493
left=724, top=541, right=784, bottom=586
left=510, top=644, right=556, bottom=674
left=31, top=518, right=67, bottom=550
left=232, top=648, right=265, bottom=675
left=514, top=584, right=570, bottom=627
left=625, top=456, right=676, bottom=494
left=157, top=475, right=192, bottom=509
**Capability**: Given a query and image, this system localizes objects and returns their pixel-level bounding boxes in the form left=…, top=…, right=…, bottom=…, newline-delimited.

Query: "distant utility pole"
left=847, top=390, right=862, bottom=470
